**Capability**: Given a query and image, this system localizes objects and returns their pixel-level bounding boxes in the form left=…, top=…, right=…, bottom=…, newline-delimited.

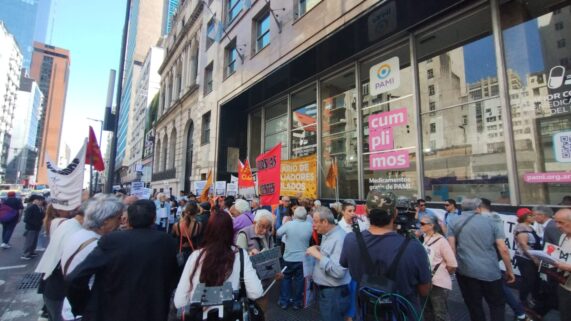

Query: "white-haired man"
left=276, top=206, right=312, bottom=310
left=552, top=208, right=571, bottom=320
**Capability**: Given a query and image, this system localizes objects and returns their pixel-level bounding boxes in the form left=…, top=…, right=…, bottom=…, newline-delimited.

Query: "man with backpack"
left=340, top=190, right=431, bottom=320
left=1, top=191, right=24, bottom=249
left=21, top=194, right=45, bottom=259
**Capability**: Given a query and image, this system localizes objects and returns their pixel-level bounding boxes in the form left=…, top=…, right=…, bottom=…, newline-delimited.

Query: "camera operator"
left=339, top=190, right=431, bottom=319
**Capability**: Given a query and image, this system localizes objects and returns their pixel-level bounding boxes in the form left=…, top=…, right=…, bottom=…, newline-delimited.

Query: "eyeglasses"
left=420, top=222, right=432, bottom=226
left=444, top=204, right=450, bottom=207
left=418, top=204, right=426, bottom=207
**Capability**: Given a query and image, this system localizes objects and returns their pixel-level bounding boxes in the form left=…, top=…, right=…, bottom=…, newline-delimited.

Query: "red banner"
left=238, top=159, right=255, bottom=188
left=256, top=143, right=281, bottom=206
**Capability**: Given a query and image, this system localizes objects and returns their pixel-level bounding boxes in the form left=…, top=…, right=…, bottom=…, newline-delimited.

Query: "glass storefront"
left=245, top=0, right=571, bottom=205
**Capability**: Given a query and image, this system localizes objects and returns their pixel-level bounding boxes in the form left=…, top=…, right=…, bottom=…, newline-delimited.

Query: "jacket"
left=23, top=204, right=44, bottom=231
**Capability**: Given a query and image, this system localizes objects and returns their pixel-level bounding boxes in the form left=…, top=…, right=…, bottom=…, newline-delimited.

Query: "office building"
left=29, top=42, right=70, bottom=185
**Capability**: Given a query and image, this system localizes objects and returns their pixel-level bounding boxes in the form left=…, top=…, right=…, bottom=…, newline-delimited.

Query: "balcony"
left=152, top=168, right=176, bottom=181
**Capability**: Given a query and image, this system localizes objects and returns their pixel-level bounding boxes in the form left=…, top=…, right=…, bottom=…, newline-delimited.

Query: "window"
left=533, top=88, right=540, bottom=96
left=430, top=123, right=436, bottom=133
left=557, top=39, right=566, bottom=48
left=427, top=69, right=434, bottom=79
left=225, top=40, right=237, bottom=77
left=555, top=22, right=564, bottom=30
left=255, top=11, right=270, bottom=53
left=226, top=0, right=242, bottom=24
left=428, top=85, right=435, bottom=96
left=291, top=86, right=317, bottom=158
left=204, top=63, right=213, bottom=95
left=297, top=0, right=320, bottom=18
left=201, top=112, right=211, bottom=145
left=206, top=18, right=215, bottom=49
left=264, top=99, right=288, bottom=160
left=429, top=102, right=436, bottom=111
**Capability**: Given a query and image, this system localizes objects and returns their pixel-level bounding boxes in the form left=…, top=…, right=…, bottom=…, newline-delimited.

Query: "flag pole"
left=334, top=157, right=339, bottom=203
left=89, top=152, right=94, bottom=197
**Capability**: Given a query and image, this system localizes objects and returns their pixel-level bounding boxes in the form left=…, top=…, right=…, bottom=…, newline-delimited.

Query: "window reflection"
left=264, top=99, right=288, bottom=160
left=291, top=86, right=317, bottom=158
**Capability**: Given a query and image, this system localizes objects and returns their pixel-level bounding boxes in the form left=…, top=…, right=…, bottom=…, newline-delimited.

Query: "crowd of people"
left=1, top=188, right=571, bottom=321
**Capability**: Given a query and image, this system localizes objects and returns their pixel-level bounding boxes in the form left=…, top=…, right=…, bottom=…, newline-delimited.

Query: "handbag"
left=238, top=250, right=265, bottom=321
left=177, top=222, right=196, bottom=268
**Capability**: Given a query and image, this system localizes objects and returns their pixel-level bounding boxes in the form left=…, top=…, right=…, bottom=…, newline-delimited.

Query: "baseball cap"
left=7, top=191, right=16, bottom=198
left=366, top=189, right=396, bottom=212
left=516, top=208, right=532, bottom=218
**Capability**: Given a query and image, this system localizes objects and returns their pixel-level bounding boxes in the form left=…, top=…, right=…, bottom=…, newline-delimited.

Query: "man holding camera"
left=340, top=190, right=431, bottom=318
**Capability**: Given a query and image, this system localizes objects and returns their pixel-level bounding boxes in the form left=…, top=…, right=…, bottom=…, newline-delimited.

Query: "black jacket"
left=66, top=228, right=179, bottom=321
left=23, top=204, right=44, bottom=231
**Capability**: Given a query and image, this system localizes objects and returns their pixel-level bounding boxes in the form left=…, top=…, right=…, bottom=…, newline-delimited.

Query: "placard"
left=280, top=154, right=317, bottom=198
left=249, top=247, right=282, bottom=280
left=256, top=143, right=281, bottom=206
left=226, top=182, right=238, bottom=197
left=215, top=181, right=227, bottom=196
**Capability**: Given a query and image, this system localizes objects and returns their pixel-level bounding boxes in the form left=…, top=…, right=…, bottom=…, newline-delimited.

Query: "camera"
left=394, top=197, right=417, bottom=237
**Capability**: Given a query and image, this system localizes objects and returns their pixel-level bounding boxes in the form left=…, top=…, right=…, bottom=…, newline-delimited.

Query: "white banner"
left=46, top=142, right=86, bottom=211
left=215, top=181, right=227, bottom=196
left=226, top=182, right=238, bottom=197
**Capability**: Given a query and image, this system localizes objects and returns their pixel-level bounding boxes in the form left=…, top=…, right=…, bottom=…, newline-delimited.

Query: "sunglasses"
left=420, top=222, right=432, bottom=226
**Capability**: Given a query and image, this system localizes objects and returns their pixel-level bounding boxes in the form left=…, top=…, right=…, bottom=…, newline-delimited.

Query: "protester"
left=447, top=198, right=515, bottom=321
left=154, top=193, right=171, bottom=231
left=552, top=208, right=571, bottom=320
left=1, top=191, right=24, bottom=249
left=236, top=209, right=274, bottom=255
left=35, top=205, right=84, bottom=321
left=250, top=197, right=261, bottom=213
left=533, top=205, right=560, bottom=246
left=173, top=208, right=263, bottom=311
left=337, top=202, right=368, bottom=233
left=273, top=196, right=290, bottom=234
left=514, top=208, right=542, bottom=309
left=172, top=202, right=202, bottom=260
left=415, top=198, right=436, bottom=222
left=306, top=207, right=350, bottom=321
left=276, top=206, right=313, bottom=310
left=340, top=190, right=431, bottom=318
left=175, top=198, right=187, bottom=220
left=21, top=195, right=45, bottom=259
left=420, top=214, right=457, bottom=321
left=61, top=195, right=123, bottom=276
left=66, top=199, right=179, bottom=321
left=223, top=196, right=235, bottom=215
left=197, top=202, right=211, bottom=224
left=232, top=199, right=254, bottom=234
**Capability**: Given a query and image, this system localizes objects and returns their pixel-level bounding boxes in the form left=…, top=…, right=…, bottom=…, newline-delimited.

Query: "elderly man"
left=277, top=206, right=313, bottom=310
left=236, top=209, right=274, bottom=255
left=534, top=206, right=560, bottom=246
left=67, top=199, right=178, bottom=321
left=154, top=193, right=171, bottom=231
left=306, top=207, right=350, bottom=321
left=232, top=199, right=254, bottom=234
left=448, top=198, right=515, bottom=321
left=553, top=208, right=571, bottom=320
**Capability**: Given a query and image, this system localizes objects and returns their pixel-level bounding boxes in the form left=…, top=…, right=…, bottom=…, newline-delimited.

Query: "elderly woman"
left=514, top=208, right=542, bottom=308
left=61, top=195, right=124, bottom=276
left=236, top=209, right=274, bottom=256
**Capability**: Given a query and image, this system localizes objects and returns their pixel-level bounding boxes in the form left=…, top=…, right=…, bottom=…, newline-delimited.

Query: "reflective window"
left=227, top=0, right=242, bottom=24
left=225, top=40, right=237, bottom=77
left=264, top=99, right=288, bottom=160
left=256, top=11, right=270, bottom=52
left=249, top=110, right=262, bottom=165
left=418, top=7, right=510, bottom=203
left=360, top=44, right=417, bottom=198
left=291, top=85, right=317, bottom=158
left=501, top=1, right=571, bottom=205
left=321, top=69, right=358, bottom=198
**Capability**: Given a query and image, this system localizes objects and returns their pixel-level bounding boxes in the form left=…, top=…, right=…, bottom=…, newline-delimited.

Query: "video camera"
left=179, top=282, right=243, bottom=321
left=394, top=197, right=417, bottom=237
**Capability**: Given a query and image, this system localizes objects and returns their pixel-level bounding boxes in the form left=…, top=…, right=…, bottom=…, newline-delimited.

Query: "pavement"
left=0, top=221, right=562, bottom=321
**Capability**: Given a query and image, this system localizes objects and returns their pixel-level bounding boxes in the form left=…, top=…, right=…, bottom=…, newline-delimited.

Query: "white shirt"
left=173, top=248, right=263, bottom=309
left=60, top=229, right=100, bottom=275
left=35, top=218, right=83, bottom=279
left=337, top=217, right=369, bottom=233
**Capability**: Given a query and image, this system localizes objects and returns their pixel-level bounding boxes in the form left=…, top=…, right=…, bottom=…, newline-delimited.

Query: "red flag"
left=238, top=159, right=255, bottom=188
left=85, top=126, right=105, bottom=171
left=256, top=143, right=281, bottom=206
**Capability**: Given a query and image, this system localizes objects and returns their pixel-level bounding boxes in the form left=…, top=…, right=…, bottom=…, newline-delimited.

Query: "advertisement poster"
left=368, top=107, right=411, bottom=171
left=281, top=154, right=317, bottom=198
left=256, top=143, right=281, bottom=206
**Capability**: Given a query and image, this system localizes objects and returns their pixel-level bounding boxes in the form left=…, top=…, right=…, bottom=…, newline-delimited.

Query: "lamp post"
left=87, top=118, right=104, bottom=194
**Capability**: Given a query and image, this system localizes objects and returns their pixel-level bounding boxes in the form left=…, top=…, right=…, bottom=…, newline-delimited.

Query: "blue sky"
left=52, top=0, right=126, bottom=156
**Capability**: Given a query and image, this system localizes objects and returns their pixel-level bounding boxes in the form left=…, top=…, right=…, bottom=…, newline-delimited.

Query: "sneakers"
left=20, top=255, right=32, bottom=260
left=1, top=243, right=11, bottom=249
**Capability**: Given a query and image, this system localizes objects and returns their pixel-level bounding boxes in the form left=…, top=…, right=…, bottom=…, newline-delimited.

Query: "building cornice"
left=158, top=1, right=204, bottom=75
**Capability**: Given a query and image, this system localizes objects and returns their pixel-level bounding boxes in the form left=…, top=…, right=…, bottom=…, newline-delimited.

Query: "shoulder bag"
left=239, top=249, right=265, bottom=321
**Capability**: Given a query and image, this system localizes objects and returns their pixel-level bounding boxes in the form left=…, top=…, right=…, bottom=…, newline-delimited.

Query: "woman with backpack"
left=514, top=208, right=542, bottom=308
left=172, top=202, right=202, bottom=260
left=420, top=214, right=457, bottom=321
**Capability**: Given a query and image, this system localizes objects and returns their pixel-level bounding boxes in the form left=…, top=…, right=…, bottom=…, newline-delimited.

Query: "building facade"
left=29, top=42, right=70, bottom=185
left=124, top=46, right=164, bottom=185
left=0, top=0, right=54, bottom=69
left=163, top=0, right=180, bottom=35
left=6, top=72, right=43, bottom=184
left=0, top=22, right=23, bottom=182
left=116, top=0, right=165, bottom=183
left=151, top=0, right=203, bottom=194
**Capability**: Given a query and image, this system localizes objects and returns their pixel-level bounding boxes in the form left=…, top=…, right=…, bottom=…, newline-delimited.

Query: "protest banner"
left=215, top=181, right=227, bottom=196
left=226, top=182, right=238, bottom=197
left=46, top=142, right=86, bottom=211
left=280, top=154, right=317, bottom=198
left=256, top=143, right=281, bottom=206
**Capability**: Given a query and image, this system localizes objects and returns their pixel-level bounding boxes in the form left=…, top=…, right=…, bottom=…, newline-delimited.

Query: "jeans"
left=23, top=230, right=40, bottom=256
left=1, top=218, right=18, bottom=244
left=515, top=256, right=540, bottom=305
left=318, top=285, right=350, bottom=321
left=279, top=261, right=304, bottom=307
left=456, top=273, right=505, bottom=321
left=424, top=285, right=450, bottom=321
left=558, top=286, right=571, bottom=321
left=502, top=282, right=525, bottom=317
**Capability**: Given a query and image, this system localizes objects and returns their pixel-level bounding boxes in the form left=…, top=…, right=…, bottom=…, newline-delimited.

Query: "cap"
left=516, top=208, right=532, bottom=218
left=199, top=202, right=211, bottom=211
left=7, top=191, right=16, bottom=198
left=366, top=189, right=396, bottom=212
left=28, top=194, right=45, bottom=202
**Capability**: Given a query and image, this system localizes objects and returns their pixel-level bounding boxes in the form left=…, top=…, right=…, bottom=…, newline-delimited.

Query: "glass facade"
left=245, top=0, right=571, bottom=205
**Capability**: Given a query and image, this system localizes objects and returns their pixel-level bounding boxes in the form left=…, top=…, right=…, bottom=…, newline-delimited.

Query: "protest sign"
left=256, top=143, right=281, bottom=206
left=281, top=154, right=317, bottom=198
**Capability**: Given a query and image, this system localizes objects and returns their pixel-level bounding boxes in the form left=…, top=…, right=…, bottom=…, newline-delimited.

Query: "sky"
left=49, top=0, right=126, bottom=158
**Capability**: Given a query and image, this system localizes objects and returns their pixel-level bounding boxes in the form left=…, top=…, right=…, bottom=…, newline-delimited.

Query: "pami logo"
left=369, top=56, right=400, bottom=95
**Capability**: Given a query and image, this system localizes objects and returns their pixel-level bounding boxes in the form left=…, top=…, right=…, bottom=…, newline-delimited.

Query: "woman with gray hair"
left=61, top=195, right=124, bottom=276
